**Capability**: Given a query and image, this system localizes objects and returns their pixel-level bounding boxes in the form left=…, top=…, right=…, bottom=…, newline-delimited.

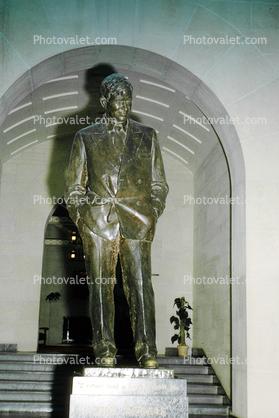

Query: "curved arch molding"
left=0, top=44, right=246, bottom=413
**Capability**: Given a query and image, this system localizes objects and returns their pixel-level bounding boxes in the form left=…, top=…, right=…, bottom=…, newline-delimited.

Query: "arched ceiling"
left=1, top=66, right=220, bottom=175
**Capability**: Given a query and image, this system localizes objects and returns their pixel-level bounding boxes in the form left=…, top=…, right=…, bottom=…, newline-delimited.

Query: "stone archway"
left=0, top=44, right=246, bottom=408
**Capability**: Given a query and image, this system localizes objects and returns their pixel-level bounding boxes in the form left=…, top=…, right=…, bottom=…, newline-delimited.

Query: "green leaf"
left=171, top=334, right=179, bottom=344
left=170, top=316, right=179, bottom=327
left=174, top=298, right=182, bottom=309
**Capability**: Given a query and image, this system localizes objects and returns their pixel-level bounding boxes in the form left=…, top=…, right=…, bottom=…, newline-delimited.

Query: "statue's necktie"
left=113, top=127, right=126, bottom=155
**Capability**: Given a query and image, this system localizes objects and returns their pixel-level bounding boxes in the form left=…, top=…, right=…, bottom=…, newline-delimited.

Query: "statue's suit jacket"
left=65, top=118, right=169, bottom=242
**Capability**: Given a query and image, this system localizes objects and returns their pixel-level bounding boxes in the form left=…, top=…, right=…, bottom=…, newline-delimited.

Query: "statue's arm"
left=64, top=132, right=88, bottom=224
left=151, top=131, right=169, bottom=219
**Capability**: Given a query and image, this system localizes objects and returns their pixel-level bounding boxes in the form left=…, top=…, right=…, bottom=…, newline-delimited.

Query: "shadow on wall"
left=46, top=63, right=141, bottom=199
left=46, top=63, right=116, bottom=199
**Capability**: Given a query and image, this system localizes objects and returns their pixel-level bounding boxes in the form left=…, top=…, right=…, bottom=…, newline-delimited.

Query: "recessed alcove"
left=0, top=45, right=246, bottom=402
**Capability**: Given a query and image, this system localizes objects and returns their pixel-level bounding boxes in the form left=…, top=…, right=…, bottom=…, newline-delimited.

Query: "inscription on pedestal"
left=83, top=367, right=174, bottom=379
left=69, top=368, right=188, bottom=418
left=72, top=376, right=186, bottom=396
left=69, top=394, right=188, bottom=418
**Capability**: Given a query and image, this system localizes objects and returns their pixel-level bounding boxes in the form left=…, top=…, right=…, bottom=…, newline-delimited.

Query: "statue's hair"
left=100, top=73, right=133, bottom=102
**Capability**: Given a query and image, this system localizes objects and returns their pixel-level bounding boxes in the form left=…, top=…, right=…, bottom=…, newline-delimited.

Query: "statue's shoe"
left=98, top=354, right=116, bottom=367
left=139, top=354, right=159, bottom=369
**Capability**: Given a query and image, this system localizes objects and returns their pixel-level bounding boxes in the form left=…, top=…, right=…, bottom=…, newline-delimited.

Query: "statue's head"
left=100, top=74, right=133, bottom=125
left=100, top=73, right=133, bottom=104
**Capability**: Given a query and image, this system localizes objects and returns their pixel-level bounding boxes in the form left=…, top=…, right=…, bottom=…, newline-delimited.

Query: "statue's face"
left=106, top=90, right=132, bottom=124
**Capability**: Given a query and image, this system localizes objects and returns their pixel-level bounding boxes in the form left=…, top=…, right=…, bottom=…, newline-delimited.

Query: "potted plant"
left=170, top=297, right=193, bottom=356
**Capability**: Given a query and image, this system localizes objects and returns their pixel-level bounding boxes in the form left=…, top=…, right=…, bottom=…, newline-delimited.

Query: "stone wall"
left=193, top=142, right=231, bottom=396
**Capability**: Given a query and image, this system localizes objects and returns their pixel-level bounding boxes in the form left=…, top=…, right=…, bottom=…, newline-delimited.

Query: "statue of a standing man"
left=65, top=74, right=168, bottom=368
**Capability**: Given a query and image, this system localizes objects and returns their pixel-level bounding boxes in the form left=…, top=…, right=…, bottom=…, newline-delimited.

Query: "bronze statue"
left=65, top=74, right=168, bottom=368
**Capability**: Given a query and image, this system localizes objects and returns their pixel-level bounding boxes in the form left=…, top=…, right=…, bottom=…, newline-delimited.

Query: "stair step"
left=175, top=374, right=219, bottom=384
left=188, top=394, right=225, bottom=405
left=171, top=365, right=215, bottom=375
left=0, top=402, right=230, bottom=416
left=158, top=356, right=208, bottom=365
left=0, top=402, right=57, bottom=413
left=187, top=383, right=225, bottom=395
left=0, top=391, right=69, bottom=402
left=164, top=348, right=205, bottom=357
left=189, top=416, right=229, bottom=418
left=0, top=383, right=223, bottom=397
left=189, top=404, right=230, bottom=415
left=0, top=381, right=54, bottom=391
left=189, top=414, right=230, bottom=418
left=0, top=380, right=72, bottom=392
left=0, top=362, right=77, bottom=372
left=3, top=391, right=226, bottom=405
left=0, top=371, right=58, bottom=381
left=0, top=352, right=231, bottom=415
left=0, top=353, right=83, bottom=362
